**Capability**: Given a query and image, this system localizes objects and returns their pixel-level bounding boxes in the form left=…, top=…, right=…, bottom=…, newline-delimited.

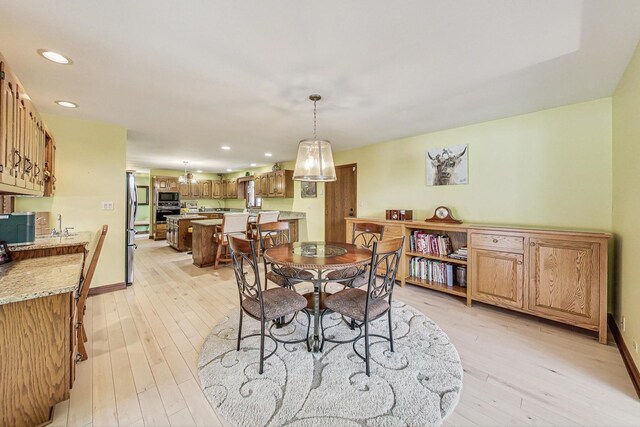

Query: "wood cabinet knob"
left=517, top=260, right=523, bottom=265
left=530, top=242, right=536, bottom=246
left=492, top=239, right=498, bottom=243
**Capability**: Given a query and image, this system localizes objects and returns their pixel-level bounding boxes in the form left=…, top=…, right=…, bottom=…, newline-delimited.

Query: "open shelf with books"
left=404, top=223, right=470, bottom=304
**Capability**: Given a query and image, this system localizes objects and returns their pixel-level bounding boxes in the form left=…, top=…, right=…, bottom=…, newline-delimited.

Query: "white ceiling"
left=1, top=1, right=639, bottom=173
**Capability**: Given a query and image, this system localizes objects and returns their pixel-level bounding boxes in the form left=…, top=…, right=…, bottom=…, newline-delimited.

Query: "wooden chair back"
left=257, top=221, right=291, bottom=252
left=352, top=222, right=385, bottom=249
left=365, top=236, right=404, bottom=309
left=228, top=235, right=263, bottom=308
left=78, top=225, right=109, bottom=300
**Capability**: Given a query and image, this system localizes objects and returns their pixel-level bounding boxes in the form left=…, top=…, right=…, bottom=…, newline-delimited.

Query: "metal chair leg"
left=237, top=310, right=243, bottom=351
left=259, top=319, right=265, bottom=374
left=388, top=309, right=394, bottom=352
left=364, top=320, right=371, bottom=377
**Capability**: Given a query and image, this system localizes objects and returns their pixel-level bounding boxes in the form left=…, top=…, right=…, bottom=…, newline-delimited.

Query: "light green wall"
left=15, top=114, right=127, bottom=288
left=333, top=98, right=613, bottom=231
left=612, top=40, right=640, bottom=369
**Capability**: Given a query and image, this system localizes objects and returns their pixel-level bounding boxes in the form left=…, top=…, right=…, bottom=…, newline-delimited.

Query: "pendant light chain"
left=313, top=98, right=318, bottom=140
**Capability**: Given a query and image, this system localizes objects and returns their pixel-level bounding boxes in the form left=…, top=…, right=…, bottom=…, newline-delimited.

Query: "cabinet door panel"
left=201, top=180, right=212, bottom=198
left=528, top=238, right=599, bottom=326
left=471, top=249, right=524, bottom=309
left=0, top=62, right=17, bottom=185
left=190, top=182, right=200, bottom=198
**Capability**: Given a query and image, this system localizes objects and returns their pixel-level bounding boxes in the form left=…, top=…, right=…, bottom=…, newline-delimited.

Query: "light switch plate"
left=102, top=201, right=114, bottom=210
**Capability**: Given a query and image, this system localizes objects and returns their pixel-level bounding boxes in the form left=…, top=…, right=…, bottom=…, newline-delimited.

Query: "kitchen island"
left=0, top=252, right=85, bottom=427
left=190, top=211, right=306, bottom=267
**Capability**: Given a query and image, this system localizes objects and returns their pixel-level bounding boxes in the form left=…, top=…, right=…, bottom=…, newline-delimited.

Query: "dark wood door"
left=325, top=164, right=357, bottom=242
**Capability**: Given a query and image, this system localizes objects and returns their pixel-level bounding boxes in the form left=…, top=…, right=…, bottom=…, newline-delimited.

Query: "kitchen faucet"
left=51, top=214, right=74, bottom=237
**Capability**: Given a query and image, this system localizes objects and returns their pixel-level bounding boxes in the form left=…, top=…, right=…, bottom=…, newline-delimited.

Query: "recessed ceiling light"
left=264, top=153, right=273, bottom=157
left=226, top=168, right=233, bottom=172
left=250, top=163, right=257, bottom=167
left=221, top=146, right=231, bottom=150
left=55, top=100, right=78, bottom=108
left=196, top=170, right=203, bottom=173
left=37, top=49, right=72, bottom=65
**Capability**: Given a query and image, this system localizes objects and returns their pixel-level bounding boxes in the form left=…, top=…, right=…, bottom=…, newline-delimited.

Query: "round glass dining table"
left=263, top=241, right=372, bottom=352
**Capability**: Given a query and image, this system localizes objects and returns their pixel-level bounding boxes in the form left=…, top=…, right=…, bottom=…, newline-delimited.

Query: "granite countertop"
left=165, top=215, right=207, bottom=221
left=0, top=253, right=84, bottom=305
left=8, top=231, right=92, bottom=252
left=191, top=219, right=224, bottom=226
left=277, top=211, right=306, bottom=220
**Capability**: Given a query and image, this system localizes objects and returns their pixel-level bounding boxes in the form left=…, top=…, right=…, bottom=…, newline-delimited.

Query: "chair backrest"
left=228, top=235, right=264, bottom=311
left=257, top=211, right=280, bottom=224
left=222, top=213, right=250, bottom=235
left=77, top=225, right=109, bottom=303
left=365, top=236, right=404, bottom=316
left=257, top=221, right=291, bottom=253
left=352, top=222, right=385, bottom=249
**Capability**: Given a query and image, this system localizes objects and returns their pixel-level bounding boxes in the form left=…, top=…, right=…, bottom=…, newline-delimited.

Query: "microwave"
left=157, top=191, right=180, bottom=202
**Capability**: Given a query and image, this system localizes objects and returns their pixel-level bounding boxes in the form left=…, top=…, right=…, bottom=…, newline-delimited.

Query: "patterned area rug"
left=198, top=301, right=463, bottom=427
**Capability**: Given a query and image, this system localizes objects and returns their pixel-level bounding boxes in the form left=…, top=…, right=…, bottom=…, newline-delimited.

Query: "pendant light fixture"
left=293, top=94, right=337, bottom=182
left=179, top=161, right=197, bottom=184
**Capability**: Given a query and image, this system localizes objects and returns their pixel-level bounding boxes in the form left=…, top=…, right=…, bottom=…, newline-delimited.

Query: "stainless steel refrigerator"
left=126, top=171, right=138, bottom=285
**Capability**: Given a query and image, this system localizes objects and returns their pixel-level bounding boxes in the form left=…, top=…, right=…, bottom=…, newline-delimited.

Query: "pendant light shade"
left=293, top=94, right=337, bottom=182
left=293, top=138, right=336, bottom=181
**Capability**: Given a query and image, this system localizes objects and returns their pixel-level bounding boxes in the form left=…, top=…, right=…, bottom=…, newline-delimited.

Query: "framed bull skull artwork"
left=426, top=144, right=468, bottom=186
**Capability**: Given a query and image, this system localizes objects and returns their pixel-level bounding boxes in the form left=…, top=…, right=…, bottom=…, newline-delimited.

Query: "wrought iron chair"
left=321, top=236, right=404, bottom=376
left=327, top=222, right=385, bottom=288
left=257, top=221, right=313, bottom=290
left=229, top=235, right=310, bottom=374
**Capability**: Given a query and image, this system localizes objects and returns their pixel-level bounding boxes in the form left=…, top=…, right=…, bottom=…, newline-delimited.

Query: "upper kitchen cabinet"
left=179, top=180, right=212, bottom=199
left=256, top=170, right=294, bottom=199
left=212, top=180, right=223, bottom=199
left=200, top=180, right=212, bottom=198
left=43, top=130, right=56, bottom=196
left=155, top=176, right=179, bottom=191
left=0, top=52, right=49, bottom=196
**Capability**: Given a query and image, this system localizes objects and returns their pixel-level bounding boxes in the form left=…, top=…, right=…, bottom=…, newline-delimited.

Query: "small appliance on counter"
left=0, top=212, right=36, bottom=245
left=185, top=201, right=199, bottom=213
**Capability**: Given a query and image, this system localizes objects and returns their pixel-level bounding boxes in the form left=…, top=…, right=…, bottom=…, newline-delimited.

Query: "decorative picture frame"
left=137, top=185, right=150, bottom=205
left=301, top=181, right=317, bottom=198
left=426, top=144, right=469, bottom=186
left=0, top=241, right=12, bottom=265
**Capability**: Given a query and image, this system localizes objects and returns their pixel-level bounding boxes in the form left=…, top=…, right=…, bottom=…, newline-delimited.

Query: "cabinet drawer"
left=471, top=233, right=524, bottom=252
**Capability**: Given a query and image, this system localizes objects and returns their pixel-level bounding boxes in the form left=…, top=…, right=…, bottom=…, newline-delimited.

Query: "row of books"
left=409, top=231, right=453, bottom=256
left=409, top=257, right=456, bottom=287
left=448, top=246, right=468, bottom=261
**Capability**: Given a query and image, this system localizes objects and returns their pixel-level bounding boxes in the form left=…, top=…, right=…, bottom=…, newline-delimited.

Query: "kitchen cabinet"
left=254, top=170, right=294, bottom=199
left=201, top=180, right=212, bottom=198
left=44, top=130, right=56, bottom=196
left=213, top=180, right=223, bottom=199
left=220, top=179, right=239, bottom=199
left=155, top=176, right=179, bottom=191
left=180, top=180, right=210, bottom=199
left=0, top=52, right=49, bottom=196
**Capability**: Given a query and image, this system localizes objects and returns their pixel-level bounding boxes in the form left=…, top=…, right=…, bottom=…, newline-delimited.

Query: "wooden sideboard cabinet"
left=469, top=227, right=609, bottom=344
left=345, top=217, right=611, bottom=344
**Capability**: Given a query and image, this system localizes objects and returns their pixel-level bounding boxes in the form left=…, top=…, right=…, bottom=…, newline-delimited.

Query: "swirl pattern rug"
left=198, top=301, right=463, bottom=427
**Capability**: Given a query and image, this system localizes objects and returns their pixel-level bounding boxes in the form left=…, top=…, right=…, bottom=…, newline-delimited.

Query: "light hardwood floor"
left=52, top=239, right=640, bottom=426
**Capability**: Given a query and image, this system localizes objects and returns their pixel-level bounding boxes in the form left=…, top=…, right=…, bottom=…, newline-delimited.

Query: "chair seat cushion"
left=215, top=231, right=246, bottom=243
left=324, top=288, right=389, bottom=322
left=242, top=288, right=307, bottom=321
left=267, top=267, right=314, bottom=287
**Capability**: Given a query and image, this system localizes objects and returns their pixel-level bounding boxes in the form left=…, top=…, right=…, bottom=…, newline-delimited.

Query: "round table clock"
left=425, top=206, right=462, bottom=224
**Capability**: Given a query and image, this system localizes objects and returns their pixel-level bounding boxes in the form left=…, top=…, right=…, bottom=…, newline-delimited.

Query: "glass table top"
left=291, top=242, right=348, bottom=258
